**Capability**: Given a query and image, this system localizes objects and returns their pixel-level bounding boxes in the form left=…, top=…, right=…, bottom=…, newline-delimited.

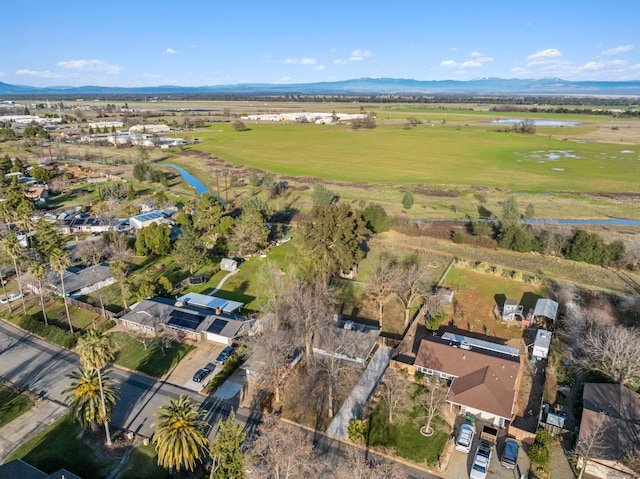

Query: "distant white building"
left=89, top=120, right=123, bottom=129
left=129, top=124, right=171, bottom=134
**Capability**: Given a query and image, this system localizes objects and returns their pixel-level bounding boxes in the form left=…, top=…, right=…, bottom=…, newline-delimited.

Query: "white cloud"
left=633, top=63, right=640, bottom=70
left=470, top=51, right=483, bottom=57
left=57, top=59, right=121, bottom=74
left=460, top=60, right=482, bottom=68
left=312, top=65, right=325, bottom=71
left=0, top=71, right=5, bottom=77
left=16, top=69, right=69, bottom=78
left=283, top=57, right=317, bottom=65
left=143, top=73, right=162, bottom=78
left=578, top=59, right=627, bottom=71
left=602, top=44, right=635, bottom=56
left=279, top=76, right=292, bottom=82
left=440, top=60, right=458, bottom=67
left=334, top=48, right=372, bottom=65
left=476, top=56, right=494, bottom=63
left=163, top=48, right=180, bottom=54
left=527, top=48, right=562, bottom=62
left=450, top=47, right=458, bottom=52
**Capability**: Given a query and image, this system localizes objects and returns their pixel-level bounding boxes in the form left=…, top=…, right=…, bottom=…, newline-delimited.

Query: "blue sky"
left=4, top=1, right=640, bottom=87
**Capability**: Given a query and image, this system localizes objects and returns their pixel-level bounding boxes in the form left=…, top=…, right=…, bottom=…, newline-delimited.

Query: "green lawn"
left=109, top=331, right=193, bottom=378
left=113, top=443, right=172, bottom=479
left=8, top=414, right=117, bottom=479
left=367, top=392, right=450, bottom=465
left=0, top=385, right=34, bottom=428
left=186, top=121, right=640, bottom=192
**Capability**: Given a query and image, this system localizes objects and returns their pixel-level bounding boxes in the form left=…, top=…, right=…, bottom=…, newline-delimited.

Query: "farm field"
left=189, top=120, right=640, bottom=192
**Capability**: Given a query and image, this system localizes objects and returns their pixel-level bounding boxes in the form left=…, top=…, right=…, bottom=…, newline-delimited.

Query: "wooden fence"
left=66, top=297, right=127, bottom=320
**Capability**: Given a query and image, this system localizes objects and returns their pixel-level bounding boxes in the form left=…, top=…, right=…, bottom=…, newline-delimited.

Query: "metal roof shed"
left=533, top=299, right=559, bottom=321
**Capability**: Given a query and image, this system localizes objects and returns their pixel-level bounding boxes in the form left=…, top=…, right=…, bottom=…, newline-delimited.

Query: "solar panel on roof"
left=441, top=332, right=520, bottom=357
left=168, top=310, right=203, bottom=331
left=208, top=319, right=228, bottom=335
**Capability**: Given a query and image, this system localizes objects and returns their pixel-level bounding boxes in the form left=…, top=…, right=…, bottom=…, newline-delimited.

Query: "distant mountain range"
left=1, top=77, right=640, bottom=96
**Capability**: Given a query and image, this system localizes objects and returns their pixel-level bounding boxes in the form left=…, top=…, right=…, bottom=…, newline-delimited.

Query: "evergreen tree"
left=402, top=190, right=414, bottom=209
left=210, top=412, right=246, bottom=479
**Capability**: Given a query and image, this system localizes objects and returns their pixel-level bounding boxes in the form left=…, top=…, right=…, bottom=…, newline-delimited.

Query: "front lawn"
left=8, top=414, right=117, bottom=479
left=0, top=385, right=34, bottom=428
left=366, top=388, right=450, bottom=465
left=109, top=331, right=193, bottom=378
left=113, top=443, right=172, bottom=479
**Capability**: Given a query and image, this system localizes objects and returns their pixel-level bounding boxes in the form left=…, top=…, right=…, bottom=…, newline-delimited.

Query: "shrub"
left=528, top=429, right=553, bottom=466
left=362, top=203, right=390, bottom=233
left=452, top=230, right=465, bottom=244
left=206, top=349, right=245, bottom=393
left=17, top=315, right=79, bottom=349
left=402, top=190, right=414, bottom=209
left=347, top=419, right=366, bottom=443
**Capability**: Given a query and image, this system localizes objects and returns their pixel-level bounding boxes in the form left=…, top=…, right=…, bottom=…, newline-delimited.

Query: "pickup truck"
left=469, top=426, right=498, bottom=479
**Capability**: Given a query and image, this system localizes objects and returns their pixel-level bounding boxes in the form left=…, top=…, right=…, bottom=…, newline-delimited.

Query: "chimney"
left=215, top=307, right=221, bottom=315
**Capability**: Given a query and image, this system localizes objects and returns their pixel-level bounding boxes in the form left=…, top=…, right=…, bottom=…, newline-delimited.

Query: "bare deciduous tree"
left=419, top=377, right=447, bottom=435
left=379, top=368, right=411, bottom=424
left=310, top=323, right=358, bottom=419
left=335, top=449, right=408, bottom=479
left=252, top=327, right=298, bottom=404
left=389, top=258, right=433, bottom=327
left=286, top=279, right=336, bottom=362
left=577, top=325, right=640, bottom=385
left=575, top=412, right=608, bottom=479
left=363, top=254, right=396, bottom=328
left=250, top=414, right=328, bottom=479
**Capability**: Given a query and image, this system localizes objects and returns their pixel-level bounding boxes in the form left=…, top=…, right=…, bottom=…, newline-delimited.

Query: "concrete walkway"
left=550, top=442, right=576, bottom=479
left=0, top=398, right=68, bottom=463
left=326, top=346, right=394, bottom=440
left=207, top=269, right=238, bottom=296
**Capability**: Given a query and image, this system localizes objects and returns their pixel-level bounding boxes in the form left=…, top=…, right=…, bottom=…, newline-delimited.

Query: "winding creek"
left=164, top=163, right=640, bottom=227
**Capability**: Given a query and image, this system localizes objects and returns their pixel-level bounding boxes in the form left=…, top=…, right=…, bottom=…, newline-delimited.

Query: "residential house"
left=577, top=383, right=640, bottom=479
left=129, top=210, right=172, bottom=230
left=414, top=334, right=521, bottom=427
left=0, top=459, right=83, bottom=479
left=56, top=212, right=112, bottom=235
left=117, top=296, right=253, bottom=345
left=312, top=319, right=380, bottom=366
left=22, top=263, right=115, bottom=298
left=523, top=298, right=558, bottom=329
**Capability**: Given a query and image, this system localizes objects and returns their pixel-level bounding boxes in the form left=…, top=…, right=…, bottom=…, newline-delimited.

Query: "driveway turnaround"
left=325, top=345, right=394, bottom=439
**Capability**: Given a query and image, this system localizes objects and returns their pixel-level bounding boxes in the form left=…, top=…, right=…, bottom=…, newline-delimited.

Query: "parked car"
left=500, top=438, right=520, bottom=469
left=455, top=423, right=475, bottom=453
left=470, top=426, right=497, bottom=479
left=192, top=368, right=212, bottom=383
left=1, top=293, right=23, bottom=304
left=216, top=346, right=235, bottom=365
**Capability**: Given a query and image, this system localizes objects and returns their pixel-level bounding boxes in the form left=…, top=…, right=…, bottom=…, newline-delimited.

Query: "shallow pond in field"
left=492, top=119, right=580, bottom=127
left=514, top=149, right=640, bottom=165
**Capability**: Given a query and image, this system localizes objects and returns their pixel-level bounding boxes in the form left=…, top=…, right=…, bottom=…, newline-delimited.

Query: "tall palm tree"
left=0, top=260, right=13, bottom=314
left=63, top=367, right=118, bottom=431
left=29, top=262, right=48, bottom=325
left=2, top=233, right=26, bottom=314
left=76, top=329, right=119, bottom=446
left=49, top=248, right=72, bottom=333
left=152, top=395, right=209, bottom=472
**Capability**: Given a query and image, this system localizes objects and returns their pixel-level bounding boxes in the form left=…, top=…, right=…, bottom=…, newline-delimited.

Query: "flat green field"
left=190, top=122, right=640, bottom=192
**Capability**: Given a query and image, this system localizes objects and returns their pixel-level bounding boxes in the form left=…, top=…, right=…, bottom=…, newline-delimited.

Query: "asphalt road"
left=0, top=321, right=438, bottom=478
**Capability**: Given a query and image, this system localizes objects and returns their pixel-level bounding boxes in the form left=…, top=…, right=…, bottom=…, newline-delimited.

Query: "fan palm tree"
left=152, top=395, right=209, bottom=472
left=76, top=329, right=119, bottom=445
left=49, top=248, right=72, bottom=333
left=1, top=233, right=26, bottom=314
left=29, top=262, right=48, bottom=325
left=63, top=367, right=118, bottom=431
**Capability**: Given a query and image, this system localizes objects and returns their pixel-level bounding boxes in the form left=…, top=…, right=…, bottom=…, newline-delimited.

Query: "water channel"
left=164, top=163, right=640, bottom=226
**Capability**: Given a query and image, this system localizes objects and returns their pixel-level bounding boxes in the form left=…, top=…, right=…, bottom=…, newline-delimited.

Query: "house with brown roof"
left=414, top=336, right=521, bottom=428
left=577, top=383, right=640, bottom=478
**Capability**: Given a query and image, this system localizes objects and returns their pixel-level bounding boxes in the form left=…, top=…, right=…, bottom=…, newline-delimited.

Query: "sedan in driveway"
left=192, top=368, right=211, bottom=383
left=455, top=423, right=475, bottom=453
left=216, top=346, right=235, bottom=365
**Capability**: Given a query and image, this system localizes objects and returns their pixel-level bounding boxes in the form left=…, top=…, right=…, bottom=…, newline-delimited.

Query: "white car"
left=455, top=423, right=475, bottom=453
left=1, top=293, right=23, bottom=304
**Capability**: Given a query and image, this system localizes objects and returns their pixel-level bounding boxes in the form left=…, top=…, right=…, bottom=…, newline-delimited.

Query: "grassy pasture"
left=190, top=121, right=640, bottom=192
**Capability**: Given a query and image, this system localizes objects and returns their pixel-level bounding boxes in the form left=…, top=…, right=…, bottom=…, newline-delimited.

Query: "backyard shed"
left=220, top=258, right=238, bottom=272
